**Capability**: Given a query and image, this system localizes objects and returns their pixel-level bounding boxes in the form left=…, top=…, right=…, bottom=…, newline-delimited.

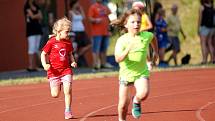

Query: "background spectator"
left=88, top=0, right=113, bottom=71
left=24, top=0, right=43, bottom=72
left=68, top=0, right=91, bottom=67
left=198, top=0, right=214, bottom=64
left=37, top=0, right=54, bottom=50
left=151, top=0, right=163, bottom=31
left=166, top=4, right=186, bottom=66
left=155, top=8, right=169, bottom=67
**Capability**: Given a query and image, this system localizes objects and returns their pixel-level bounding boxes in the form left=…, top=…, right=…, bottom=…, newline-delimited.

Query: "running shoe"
left=65, top=111, right=73, bottom=119
left=132, top=102, right=141, bottom=119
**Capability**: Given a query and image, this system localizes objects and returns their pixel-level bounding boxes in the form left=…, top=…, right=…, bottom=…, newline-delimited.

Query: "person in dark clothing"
left=198, top=0, right=215, bottom=64
left=37, top=0, right=54, bottom=50
left=24, top=0, right=43, bottom=71
left=151, top=0, right=163, bottom=31
left=68, top=1, right=91, bottom=67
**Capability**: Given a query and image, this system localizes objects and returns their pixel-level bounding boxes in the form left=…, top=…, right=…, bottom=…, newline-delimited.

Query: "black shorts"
left=73, top=31, right=91, bottom=48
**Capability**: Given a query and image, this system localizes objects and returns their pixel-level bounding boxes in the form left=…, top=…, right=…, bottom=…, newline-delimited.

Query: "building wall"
left=0, top=0, right=28, bottom=72
left=0, top=0, right=92, bottom=72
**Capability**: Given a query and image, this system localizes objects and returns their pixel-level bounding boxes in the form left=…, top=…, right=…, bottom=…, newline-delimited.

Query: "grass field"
left=1, top=64, right=215, bottom=86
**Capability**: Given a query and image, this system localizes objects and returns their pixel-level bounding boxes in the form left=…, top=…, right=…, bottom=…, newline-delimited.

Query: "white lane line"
left=80, top=104, right=117, bottom=121
left=196, top=101, right=215, bottom=121
left=79, top=87, right=215, bottom=121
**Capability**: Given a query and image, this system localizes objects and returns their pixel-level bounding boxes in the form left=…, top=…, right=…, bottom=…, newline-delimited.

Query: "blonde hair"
left=52, top=17, right=72, bottom=36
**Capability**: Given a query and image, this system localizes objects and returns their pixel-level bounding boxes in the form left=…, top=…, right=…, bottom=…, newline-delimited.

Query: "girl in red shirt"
left=41, top=17, right=77, bottom=119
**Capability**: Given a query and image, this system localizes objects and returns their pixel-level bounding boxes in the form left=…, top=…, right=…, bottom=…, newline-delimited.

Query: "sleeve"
left=42, top=40, right=52, bottom=54
left=140, top=31, right=153, bottom=44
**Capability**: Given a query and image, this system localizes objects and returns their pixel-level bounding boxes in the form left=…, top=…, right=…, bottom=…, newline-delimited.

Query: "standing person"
left=68, top=1, right=91, bottom=67
left=111, top=9, right=158, bottom=121
left=155, top=8, right=169, bottom=67
left=88, top=0, right=112, bottom=71
left=37, top=0, right=54, bottom=50
left=166, top=4, right=186, bottom=66
left=198, top=0, right=215, bottom=64
left=24, top=0, right=43, bottom=71
left=151, top=0, right=163, bottom=31
left=41, top=17, right=77, bottom=120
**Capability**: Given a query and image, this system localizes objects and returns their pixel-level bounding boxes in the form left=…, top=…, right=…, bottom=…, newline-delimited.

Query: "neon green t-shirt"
left=115, top=31, right=153, bottom=82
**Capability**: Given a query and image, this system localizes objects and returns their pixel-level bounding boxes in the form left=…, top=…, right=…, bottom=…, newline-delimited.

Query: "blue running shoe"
left=132, top=103, right=141, bottom=119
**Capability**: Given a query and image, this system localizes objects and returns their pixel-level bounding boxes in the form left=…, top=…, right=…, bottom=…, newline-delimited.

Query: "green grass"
left=1, top=65, right=214, bottom=86
left=0, top=77, right=46, bottom=86
left=0, top=71, right=118, bottom=86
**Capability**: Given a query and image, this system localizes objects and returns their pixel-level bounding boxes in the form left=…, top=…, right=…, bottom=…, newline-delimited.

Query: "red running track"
left=0, top=68, right=215, bottom=121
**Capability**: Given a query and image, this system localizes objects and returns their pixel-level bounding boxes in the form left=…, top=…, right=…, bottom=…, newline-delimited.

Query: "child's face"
left=124, top=14, right=141, bottom=34
left=59, top=28, right=70, bottom=39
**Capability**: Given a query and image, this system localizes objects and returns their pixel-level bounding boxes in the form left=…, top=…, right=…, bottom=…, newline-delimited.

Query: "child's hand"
left=147, top=61, right=153, bottom=71
left=71, top=62, right=77, bottom=68
left=43, top=64, right=50, bottom=71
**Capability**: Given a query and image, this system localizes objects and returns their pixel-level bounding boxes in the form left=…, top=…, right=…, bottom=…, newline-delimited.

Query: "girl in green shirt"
left=111, top=9, right=159, bottom=121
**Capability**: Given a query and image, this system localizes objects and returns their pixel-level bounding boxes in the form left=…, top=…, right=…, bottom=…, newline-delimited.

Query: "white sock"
left=133, top=96, right=140, bottom=104
left=65, top=107, right=71, bottom=112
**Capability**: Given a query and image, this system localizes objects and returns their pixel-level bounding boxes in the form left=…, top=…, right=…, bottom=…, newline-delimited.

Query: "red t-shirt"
left=88, top=3, right=111, bottom=36
left=42, top=37, right=73, bottom=78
